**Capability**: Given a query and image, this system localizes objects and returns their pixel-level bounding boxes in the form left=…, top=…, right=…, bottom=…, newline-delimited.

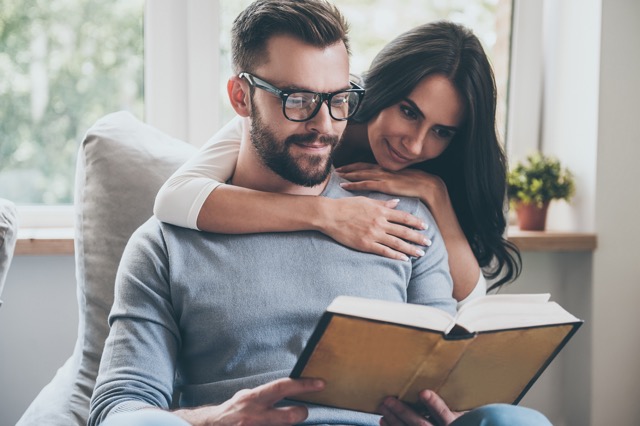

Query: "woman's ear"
left=228, top=76, right=251, bottom=117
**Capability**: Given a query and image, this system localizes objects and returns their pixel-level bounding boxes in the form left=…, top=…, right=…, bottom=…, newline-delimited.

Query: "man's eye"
left=400, top=105, right=418, bottom=120
left=330, top=93, right=349, bottom=107
left=285, top=94, right=313, bottom=109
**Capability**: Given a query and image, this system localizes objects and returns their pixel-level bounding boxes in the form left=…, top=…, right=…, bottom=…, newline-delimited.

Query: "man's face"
left=247, top=34, right=350, bottom=187
left=250, top=106, right=340, bottom=187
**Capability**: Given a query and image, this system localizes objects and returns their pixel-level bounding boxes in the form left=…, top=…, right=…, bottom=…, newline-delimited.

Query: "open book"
left=289, top=294, right=582, bottom=413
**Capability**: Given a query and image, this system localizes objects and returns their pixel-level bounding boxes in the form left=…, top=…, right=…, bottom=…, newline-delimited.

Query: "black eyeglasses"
left=239, top=72, right=365, bottom=122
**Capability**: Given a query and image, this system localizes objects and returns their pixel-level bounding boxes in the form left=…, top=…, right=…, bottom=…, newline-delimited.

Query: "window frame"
left=144, top=0, right=222, bottom=146
left=505, top=0, right=544, bottom=161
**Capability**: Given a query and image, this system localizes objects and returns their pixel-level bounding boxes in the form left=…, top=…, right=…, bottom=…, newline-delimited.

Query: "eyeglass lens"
left=284, top=91, right=359, bottom=121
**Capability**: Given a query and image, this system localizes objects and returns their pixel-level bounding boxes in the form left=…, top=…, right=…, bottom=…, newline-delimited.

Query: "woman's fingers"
left=335, top=162, right=381, bottom=173
left=384, top=222, right=432, bottom=249
left=358, top=223, right=431, bottom=261
left=340, top=179, right=391, bottom=194
left=372, top=202, right=432, bottom=258
left=338, top=166, right=431, bottom=201
left=325, top=197, right=430, bottom=261
left=385, top=207, right=428, bottom=234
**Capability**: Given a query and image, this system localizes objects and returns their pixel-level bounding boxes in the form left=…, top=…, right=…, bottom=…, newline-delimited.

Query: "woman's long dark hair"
left=355, top=21, right=521, bottom=290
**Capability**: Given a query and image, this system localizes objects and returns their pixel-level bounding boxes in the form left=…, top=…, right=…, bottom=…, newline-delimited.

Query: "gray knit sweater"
left=88, top=173, right=455, bottom=426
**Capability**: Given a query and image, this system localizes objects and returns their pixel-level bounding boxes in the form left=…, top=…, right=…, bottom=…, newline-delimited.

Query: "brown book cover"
left=289, top=294, right=582, bottom=413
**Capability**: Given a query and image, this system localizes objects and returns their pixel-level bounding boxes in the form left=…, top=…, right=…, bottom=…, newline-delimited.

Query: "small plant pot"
left=515, top=201, right=550, bottom=231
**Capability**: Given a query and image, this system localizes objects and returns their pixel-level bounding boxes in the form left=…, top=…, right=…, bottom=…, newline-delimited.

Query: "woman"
left=154, top=21, right=521, bottom=304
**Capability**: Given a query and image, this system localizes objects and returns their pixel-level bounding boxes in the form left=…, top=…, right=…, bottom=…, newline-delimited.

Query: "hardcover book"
left=290, top=294, right=582, bottom=413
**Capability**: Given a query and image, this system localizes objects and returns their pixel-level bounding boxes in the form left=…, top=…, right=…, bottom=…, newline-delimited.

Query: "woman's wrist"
left=307, top=196, right=334, bottom=233
left=418, top=175, right=451, bottom=219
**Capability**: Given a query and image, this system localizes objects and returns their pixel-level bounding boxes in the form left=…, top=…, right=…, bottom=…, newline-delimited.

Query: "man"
left=89, top=1, right=550, bottom=425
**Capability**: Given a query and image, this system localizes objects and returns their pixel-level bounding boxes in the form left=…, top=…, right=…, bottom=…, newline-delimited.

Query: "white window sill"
left=16, top=227, right=75, bottom=255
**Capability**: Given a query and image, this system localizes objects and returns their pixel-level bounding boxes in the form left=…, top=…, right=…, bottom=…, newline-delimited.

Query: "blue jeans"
left=452, top=404, right=552, bottom=426
left=101, top=410, right=190, bottom=426
left=101, top=404, right=552, bottom=425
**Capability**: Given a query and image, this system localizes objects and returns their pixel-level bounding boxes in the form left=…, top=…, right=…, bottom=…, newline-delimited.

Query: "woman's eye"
left=399, top=105, right=418, bottom=120
left=433, top=127, right=456, bottom=140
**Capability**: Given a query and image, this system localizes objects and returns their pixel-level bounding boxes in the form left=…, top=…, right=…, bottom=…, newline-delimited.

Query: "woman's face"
left=367, top=74, right=465, bottom=171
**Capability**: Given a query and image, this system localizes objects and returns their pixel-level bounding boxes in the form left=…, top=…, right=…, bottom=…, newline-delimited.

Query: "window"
left=0, top=0, right=144, bottom=207
left=5, top=0, right=513, bottom=230
left=218, top=0, right=512, bottom=138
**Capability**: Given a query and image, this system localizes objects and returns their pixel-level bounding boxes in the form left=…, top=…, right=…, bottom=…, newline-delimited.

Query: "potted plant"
left=507, top=153, right=575, bottom=231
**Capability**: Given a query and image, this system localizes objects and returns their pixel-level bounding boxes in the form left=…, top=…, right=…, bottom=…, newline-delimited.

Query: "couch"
left=17, top=111, right=197, bottom=425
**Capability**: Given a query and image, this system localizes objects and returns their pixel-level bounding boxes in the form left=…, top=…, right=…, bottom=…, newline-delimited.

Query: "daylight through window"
left=0, top=0, right=144, bottom=205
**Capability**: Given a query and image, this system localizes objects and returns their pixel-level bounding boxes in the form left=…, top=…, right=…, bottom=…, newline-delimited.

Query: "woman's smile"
left=385, top=139, right=415, bottom=165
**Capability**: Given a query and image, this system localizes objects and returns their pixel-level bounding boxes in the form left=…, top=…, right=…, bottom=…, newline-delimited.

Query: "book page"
left=327, top=296, right=453, bottom=332
left=454, top=294, right=580, bottom=332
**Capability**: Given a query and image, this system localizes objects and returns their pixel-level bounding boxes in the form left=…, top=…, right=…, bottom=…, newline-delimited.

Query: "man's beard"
left=249, top=107, right=339, bottom=187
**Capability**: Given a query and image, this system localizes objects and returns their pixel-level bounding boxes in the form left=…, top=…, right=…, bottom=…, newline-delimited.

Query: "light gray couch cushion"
left=0, top=198, right=18, bottom=307
left=17, top=111, right=197, bottom=425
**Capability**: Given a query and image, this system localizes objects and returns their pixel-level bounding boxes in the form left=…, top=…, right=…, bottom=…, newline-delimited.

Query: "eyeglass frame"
left=238, top=72, right=365, bottom=122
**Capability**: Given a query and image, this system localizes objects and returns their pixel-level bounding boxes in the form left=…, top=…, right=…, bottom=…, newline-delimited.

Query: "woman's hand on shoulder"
left=336, top=162, right=447, bottom=208
left=321, top=196, right=431, bottom=261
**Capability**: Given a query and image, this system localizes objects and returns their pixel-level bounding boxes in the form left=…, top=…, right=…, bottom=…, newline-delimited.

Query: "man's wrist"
left=172, top=407, right=201, bottom=425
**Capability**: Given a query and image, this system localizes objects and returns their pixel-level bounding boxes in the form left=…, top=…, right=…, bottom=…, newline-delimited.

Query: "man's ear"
left=228, top=76, right=251, bottom=117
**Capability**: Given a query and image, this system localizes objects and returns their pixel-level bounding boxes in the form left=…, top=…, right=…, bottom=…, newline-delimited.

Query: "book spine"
left=398, top=337, right=476, bottom=402
left=290, top=312, right=335, bottom=378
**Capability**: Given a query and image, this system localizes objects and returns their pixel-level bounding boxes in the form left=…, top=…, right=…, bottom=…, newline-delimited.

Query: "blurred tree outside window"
left=0, top=0, right=144, bottom=205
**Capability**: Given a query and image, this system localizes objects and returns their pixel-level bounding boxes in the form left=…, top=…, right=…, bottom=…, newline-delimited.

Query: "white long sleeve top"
left=154, top=116, right=246, bottom=229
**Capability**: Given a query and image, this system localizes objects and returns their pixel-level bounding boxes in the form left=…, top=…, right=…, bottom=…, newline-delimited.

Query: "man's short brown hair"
left=231, top=0, right=350, bottom=74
